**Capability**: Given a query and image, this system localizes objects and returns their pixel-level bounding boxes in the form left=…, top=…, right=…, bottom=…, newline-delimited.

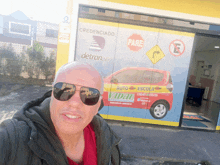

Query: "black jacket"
left=0, top=91, right=121, bottom=165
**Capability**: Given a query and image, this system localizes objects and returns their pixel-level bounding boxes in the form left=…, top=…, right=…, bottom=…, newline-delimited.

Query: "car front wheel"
left=150, top=101, right=169, bottom=119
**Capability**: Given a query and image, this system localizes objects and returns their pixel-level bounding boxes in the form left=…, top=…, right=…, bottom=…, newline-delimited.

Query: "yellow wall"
left=101, top=0, right=220, bottom=19
left=101, top=114, right=179, bottom=126
left=55, top=23, right=70, bottom=73
left=55, top=41, right=69, bottom=73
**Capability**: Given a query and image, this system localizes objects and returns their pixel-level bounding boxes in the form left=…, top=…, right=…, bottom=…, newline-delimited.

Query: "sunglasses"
left=52, top=82, right=101, bottom=106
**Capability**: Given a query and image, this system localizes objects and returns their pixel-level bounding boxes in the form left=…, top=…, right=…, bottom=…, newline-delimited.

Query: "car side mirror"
left=111, top=78, right=118, bottom=84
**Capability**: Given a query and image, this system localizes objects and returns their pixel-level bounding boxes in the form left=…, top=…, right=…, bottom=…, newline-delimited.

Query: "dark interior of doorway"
left=181, top=34, right=220, bottom=130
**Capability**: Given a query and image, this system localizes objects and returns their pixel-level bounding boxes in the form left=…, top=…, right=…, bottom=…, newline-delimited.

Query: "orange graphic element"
left=183, top=115, right=201, bottom=120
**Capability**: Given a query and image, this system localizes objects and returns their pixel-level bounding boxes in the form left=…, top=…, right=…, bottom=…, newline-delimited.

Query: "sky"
left=0, top=0, right=68, bottom=24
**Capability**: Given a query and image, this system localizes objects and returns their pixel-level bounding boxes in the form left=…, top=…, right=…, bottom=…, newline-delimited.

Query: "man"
left=0, top=62, right=121, bottom=165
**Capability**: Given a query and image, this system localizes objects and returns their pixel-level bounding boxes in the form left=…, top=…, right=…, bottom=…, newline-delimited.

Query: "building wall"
left=0, top=15, right=3, bottom=34
left=0, top=11, right=58, bottom=57
left=189, top=50, right=220, bottom=100
left=193, top=50, right=220, bottom=80
left=36, top=22, right=58, bottom=45
left=3, top=15, right=37, bottom=41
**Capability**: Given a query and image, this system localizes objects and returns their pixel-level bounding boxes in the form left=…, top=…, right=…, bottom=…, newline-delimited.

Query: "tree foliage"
left=0, top=44, right=16, bottom=59
left=27, top=42, right=44, bottom=61
left=0, top=45, right=23, bottom=77
left=0, top=42, right=56, bottom=84
left=6, top=58, right=23, bottom=77
left=40, top=51, right=56, bottom=81
left=26, top=42, right=45, bottom=78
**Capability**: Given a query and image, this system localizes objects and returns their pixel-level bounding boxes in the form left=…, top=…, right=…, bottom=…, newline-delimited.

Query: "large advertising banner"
left=75, top=18, right=118, bottom=78
left=76, top=18, right=195, bottom=126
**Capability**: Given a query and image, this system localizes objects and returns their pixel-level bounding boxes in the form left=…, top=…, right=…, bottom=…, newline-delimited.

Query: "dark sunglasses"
left=52, top=82, right=101, bottom=106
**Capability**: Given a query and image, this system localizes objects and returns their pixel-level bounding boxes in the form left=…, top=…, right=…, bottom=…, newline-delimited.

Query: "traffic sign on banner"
left=169, top=40, right=185, bottom=57
left=146, top=45, right=165, bottom=64
left=127, top=34, right=144, bottom=52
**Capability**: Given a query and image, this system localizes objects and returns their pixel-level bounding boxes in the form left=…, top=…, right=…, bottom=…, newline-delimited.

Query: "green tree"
left=6, top=58, right=23, bottom=77
left=0, top=45, right=23, bottom=77
left=27, top=42, right=44, bottom=61
left=0, top=44, right=15, bottom=59
left=26, top=42, right=45, bottom=79
left=40, top=51, right=56, bottom=81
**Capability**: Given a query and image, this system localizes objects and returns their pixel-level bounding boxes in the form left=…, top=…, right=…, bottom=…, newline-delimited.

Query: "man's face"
left=50, top=67, right=102, bottom=135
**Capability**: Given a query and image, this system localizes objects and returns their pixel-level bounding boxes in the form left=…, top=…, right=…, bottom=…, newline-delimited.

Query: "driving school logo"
left=90, top=36, right=105, bottom=51
left=79, top=28, right=115, bottom=36
left=81, top=52, right=110, bottom=61
left=108, top=92, right=134, bottom=103
left=116, top=86, right=136, bottom=91
left=137, top=87, right=154, bottom=91
left=116, top=86, right=128, bottom=90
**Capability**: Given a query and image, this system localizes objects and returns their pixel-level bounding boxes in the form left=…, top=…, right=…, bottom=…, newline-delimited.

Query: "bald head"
left=53, top=62, right=104, bottom=94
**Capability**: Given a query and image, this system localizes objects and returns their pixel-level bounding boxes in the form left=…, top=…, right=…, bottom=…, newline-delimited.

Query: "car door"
left=105, top=68, right=150, bottom=109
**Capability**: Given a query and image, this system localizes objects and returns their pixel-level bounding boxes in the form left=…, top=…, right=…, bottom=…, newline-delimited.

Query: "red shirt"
left=67, top=123, right=97, bottom=165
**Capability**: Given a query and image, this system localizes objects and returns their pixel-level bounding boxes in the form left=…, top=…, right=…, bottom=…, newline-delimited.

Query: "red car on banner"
left=102, top=67, right=174, bottom=119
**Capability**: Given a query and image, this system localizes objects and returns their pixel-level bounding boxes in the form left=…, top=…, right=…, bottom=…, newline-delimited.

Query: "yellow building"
left=56, top=0, right=220, bottom=131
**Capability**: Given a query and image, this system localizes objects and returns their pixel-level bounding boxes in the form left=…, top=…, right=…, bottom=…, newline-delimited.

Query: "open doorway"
left=181, top=34, right=220, bottom=130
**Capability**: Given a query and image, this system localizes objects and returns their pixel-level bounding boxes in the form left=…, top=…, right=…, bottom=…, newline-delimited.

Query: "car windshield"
left=112, top=69, right=164, bottom=83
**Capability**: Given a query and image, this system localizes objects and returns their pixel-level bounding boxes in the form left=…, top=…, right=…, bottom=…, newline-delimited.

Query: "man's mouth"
left=65, top=114, right=81, bottom=119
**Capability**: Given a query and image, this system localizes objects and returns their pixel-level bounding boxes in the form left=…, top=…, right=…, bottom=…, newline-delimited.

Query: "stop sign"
left=127, top=34, right=144, bottom=52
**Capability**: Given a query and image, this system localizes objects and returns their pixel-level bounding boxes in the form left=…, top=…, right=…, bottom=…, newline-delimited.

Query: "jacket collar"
left=92, top=115, right=121, bottom=165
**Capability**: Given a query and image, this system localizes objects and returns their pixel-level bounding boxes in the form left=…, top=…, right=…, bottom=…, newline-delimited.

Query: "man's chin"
left=55, top=124, right=84, bottom=135
left=52, top=116, right=89, bottom=135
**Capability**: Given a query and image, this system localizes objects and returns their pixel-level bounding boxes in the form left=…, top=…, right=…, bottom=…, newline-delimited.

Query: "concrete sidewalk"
left=121, top=156, right=203, bottom=165
left=109, top=122, right=217, bottom=165
left=0, top=84, right=217, bottom=165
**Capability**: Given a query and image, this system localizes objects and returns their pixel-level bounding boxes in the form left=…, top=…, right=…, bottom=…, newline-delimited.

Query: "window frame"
left=9, top=21, right=31, bottom=36
left=112, top=69, right=164, bottom=84
left=46, top=29, right=58, bottom=38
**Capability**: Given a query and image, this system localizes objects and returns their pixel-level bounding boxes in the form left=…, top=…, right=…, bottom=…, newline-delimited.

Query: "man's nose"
left=67, top=90, right=83, bottom=106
